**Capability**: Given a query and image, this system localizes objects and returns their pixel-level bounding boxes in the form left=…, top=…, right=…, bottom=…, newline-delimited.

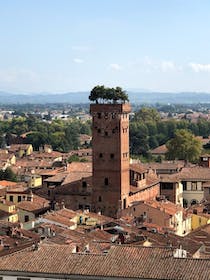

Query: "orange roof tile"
left=150, top=144, right=168, bottom=155
left=144, top=199, right=183, bottom=216
left=179, top=166, right=210, bottom=180
left=0, top=180, right=17, bottom=187
left=0, top=244, right=208, bottom=279
left=42, top=212, right=75, bottom=228
left=16, top=195, right=50, bottom=212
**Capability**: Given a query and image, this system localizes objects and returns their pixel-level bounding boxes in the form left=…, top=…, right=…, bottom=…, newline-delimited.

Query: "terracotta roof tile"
left=67, top=162, right=92, bottom=172
left=179, top=167, right=210, bottom=180
left=30, top=151, right=63, bottom=159
left=0, top=244, right=208, bottom=279
left=0, top=180, right=17, bottom=187
left=44, top=172, right=68, bottom=183
left=130, top=163, right=147, bottom=173
left=144, top=199, right=183, bottom=216
left=16, top=195, right=50, bottom=212
left=42, top=212, right=76, bottom=228
left=150, top=144, right=168, bottom=155
left=144, top=161, right=185, bottom=171
left=62, top=172, right=92, bottom=185
left=55, top=208, right=77, bottom=219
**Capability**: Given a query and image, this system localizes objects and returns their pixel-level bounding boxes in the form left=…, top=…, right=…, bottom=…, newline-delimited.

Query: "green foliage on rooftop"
left=89, top=85, right=129, bottom=104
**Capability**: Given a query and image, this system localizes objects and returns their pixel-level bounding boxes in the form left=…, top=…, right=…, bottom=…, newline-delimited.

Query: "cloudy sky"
left=1, top=0, right=210, bottom=93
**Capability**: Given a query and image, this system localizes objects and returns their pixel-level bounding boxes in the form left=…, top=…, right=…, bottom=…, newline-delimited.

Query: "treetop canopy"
left=89, top=85, right=129, bottom=104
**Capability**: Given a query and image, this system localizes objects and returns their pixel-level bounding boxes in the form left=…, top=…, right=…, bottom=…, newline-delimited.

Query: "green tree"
left=134, top=107, right=160, bottom=122
left=0, top=167, right=17, bottom=182
left=197, top=119, right=210, bottom=138
left=67, top=154, right=88, bottom=163
left=166, top=129, right=202, bottom=163
left=130, top=122, right=149, bottom=156
left=89, top=85, right=129, bottom=103
left=25, top=132, right=49, bottom=150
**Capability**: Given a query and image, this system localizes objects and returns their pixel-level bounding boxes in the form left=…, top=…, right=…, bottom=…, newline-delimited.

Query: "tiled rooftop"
left=0, top=244, right=208, bottom=279
left=16, top=195, right=50, bottom=212
left=179, top=166, right=210, bottom=180
left=0, top=180, right=17, bottom=187
left=150, top=144, right=168, bottom=154
left=61, top=172, right=92, bottom=185
left=67, top=162, right=92, bottom=172
left=44, top=172, right=68, bottom=183
left=144, top=199, right=183, bottom=216
left=130, top=163, right=148, bottom=174
left=144, top=161, right=185, bottom=171
left=42, top=212, right=76, bottom=228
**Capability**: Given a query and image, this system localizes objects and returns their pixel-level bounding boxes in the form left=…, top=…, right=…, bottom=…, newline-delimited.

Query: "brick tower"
left=90, top=103, right=131, bottom=217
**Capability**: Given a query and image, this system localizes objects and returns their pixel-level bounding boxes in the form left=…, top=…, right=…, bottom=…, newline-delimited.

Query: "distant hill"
left=1, top=91, right=210, bottom=104
left=0, top=91, right=89, bottom=104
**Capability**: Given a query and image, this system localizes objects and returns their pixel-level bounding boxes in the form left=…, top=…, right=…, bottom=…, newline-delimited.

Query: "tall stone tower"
left=90, top=103, right=131, bottom=217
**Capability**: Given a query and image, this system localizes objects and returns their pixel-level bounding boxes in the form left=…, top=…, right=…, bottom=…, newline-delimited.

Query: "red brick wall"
left=90, top=103, right=131, bottom=217
left=128, top=184, right=160, bottom=205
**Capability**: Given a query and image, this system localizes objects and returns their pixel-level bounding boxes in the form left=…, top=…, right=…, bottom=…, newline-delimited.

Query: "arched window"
left=191, top=199, right=198, bottom=206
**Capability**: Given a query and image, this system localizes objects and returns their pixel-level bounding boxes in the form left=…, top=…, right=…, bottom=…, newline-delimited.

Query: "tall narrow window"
left=123, top=198, right=126, bottom=209
left=182, top=181, right=187, bottom=191
left=82, top=181, right=87, bottom=188
left=104, top=178, right=109, bottom=186
left=24, top=215, right=29, bottom=222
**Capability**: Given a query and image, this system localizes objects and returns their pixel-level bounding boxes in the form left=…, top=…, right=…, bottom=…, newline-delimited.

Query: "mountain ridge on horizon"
left=1, top=90, right=210, bottom=104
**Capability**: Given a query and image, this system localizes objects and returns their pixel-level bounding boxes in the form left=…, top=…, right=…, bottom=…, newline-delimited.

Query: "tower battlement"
left=90, top=103, right=131, bottom=114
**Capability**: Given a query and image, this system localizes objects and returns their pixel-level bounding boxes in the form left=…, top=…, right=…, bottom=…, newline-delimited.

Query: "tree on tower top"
left=89, top=85, right=129, bottom=104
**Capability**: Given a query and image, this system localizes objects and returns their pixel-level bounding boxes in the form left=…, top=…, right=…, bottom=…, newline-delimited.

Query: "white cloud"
left=189, top=62, right=210, bottom=72
left=142, top=57, right=178, bottom=72
left=73, top=58, right=84, bottom=64
left=109, top=63, right=122, bottom=71
left=160, top=61, right=176, bottom=72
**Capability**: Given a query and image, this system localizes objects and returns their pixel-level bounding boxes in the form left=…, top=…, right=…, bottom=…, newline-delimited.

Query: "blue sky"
left=1, top=0, right=210, bottom=93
